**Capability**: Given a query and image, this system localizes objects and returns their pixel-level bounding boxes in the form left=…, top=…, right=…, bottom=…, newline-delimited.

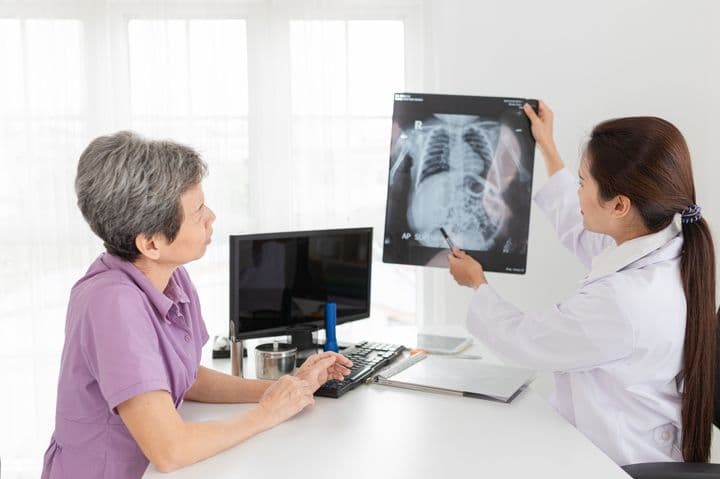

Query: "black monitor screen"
left=229, top=228, right=372, bottom=339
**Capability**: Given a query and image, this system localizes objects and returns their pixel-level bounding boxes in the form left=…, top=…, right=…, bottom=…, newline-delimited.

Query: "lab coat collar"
left=582, top=214, right=683, bottom=284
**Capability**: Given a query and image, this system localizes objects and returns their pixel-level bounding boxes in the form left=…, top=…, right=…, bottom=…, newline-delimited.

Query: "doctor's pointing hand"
left=447, top=247, right=486, bottom=289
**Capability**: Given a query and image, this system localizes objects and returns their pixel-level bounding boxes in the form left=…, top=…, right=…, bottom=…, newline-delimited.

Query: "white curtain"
left=0, top=1, right=421, bottom=476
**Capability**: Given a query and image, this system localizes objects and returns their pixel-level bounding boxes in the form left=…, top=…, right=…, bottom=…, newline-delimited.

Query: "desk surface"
left=143, top=322, right=629, bottom=478
left=144, top=382, right=628, bottom=478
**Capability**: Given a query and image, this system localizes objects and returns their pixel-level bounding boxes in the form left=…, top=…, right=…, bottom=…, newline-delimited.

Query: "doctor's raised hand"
left=522, top=100, right=564, bottom=176
left=448, top=247, right=487, bottom=289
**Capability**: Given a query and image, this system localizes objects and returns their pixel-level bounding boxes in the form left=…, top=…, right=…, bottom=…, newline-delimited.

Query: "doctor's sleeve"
left=466, top=283, right=634, bottom=372
left=533, top=168, right=614, bottom=268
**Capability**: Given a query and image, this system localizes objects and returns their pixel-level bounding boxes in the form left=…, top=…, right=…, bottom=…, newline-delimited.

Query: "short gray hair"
left=75, top=131, right=208, bottom=262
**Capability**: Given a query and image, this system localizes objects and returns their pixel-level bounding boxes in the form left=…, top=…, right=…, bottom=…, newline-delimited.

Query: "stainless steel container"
left=230, top=339, right=244, bottom=377
left=255, top=342, right=297, bottom=379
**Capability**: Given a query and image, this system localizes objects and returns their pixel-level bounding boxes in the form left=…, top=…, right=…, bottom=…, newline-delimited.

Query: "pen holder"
left=324, top=301, right=338, bottom=352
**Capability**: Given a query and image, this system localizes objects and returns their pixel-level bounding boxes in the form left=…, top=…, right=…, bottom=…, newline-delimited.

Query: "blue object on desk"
left=324, top=301, right=338, bottom=352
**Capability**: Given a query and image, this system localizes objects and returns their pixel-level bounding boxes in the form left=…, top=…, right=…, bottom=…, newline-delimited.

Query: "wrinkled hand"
left=257, top=375, right=315, bottom=428
left=448, top=247, right=487, bottom=289
left=295, top=352, right=353, bottom=391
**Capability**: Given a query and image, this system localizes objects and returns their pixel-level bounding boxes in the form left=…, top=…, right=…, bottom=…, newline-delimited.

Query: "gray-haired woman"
left=41, top=131, right=352, bottom=479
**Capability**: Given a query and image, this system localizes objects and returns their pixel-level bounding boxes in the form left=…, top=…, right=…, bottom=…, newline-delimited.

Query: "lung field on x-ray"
left=395, top=114, right=527, bottom=251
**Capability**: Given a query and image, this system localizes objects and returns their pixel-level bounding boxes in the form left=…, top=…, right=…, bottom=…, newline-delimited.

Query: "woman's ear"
left=611, top=195, right=633, bottom=219
left=135, top=233, right=162, bottom=260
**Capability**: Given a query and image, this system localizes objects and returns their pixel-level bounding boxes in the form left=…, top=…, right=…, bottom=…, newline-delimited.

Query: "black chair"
left=623, top=462, right=720, bottom=479
left=622, top=320, right=720, bottom=479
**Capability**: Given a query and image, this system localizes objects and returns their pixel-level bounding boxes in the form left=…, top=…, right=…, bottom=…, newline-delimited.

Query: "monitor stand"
left=287, top=324, right=322, bottom=366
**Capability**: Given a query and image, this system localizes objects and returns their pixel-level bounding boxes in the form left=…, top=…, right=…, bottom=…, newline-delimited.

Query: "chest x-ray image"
left=382, top=93, right=537, bottom=273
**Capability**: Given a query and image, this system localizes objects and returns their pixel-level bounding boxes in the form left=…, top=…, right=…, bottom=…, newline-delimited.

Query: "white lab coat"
left=467, top=168, right=686, bottom=466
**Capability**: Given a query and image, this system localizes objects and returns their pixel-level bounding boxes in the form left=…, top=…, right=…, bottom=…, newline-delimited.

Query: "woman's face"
left=162, top=183, right=216, bottom=264
left=577, top=155, right=613, bottom=234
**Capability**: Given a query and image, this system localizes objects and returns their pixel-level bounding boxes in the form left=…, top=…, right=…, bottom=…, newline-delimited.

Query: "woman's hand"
left=295, top=352, right=353, bottom=391
left=255, top=375, right=315, bottom=429
left=447, top=247, right=488, bottom=289
left=523, top=101, right=564, bottom=176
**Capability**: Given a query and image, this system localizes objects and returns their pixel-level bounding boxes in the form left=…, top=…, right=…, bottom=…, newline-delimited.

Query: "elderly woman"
left=42, top=131, right=352, bottom=479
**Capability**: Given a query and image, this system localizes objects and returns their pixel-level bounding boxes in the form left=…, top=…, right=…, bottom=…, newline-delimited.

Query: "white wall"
left=420, top=0, right=720, bottom=328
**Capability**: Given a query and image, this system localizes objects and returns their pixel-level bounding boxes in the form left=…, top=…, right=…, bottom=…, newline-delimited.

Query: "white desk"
left=143, top=322, right=630, bottom=478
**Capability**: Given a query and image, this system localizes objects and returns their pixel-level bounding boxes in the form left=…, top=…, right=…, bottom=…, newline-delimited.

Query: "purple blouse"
left=41, top=253, right=209, bottom=479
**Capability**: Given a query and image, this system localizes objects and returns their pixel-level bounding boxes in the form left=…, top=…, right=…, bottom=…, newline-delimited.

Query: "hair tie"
left=681, top=204, right=702, bottom=224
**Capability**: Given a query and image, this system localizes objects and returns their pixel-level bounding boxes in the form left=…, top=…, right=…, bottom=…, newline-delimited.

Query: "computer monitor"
left=229, top=227, right=372, bottom=350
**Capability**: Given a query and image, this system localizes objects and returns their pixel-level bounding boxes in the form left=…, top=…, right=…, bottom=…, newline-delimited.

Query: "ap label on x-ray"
left=382, top=93, right=538, bottom=274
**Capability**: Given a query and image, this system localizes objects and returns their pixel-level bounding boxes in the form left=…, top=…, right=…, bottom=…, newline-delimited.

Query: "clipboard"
left=370, top=353, right=535, bottom=403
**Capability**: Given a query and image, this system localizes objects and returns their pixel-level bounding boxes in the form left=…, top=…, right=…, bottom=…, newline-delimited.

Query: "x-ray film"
left=382, top=93, right=537, bottom=273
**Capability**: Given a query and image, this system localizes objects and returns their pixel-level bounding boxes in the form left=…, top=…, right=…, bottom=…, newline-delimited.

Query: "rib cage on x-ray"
left=389, top=113, right=531, bottom=252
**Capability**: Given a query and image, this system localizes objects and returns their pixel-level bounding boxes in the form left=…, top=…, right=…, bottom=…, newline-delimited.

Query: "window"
left=0, top=5, right=420, bottom=475
left=0, top=17, right=90, bottom=476
left=0, top=17, right=88, bottom=362
left=128, top=18, right=250, bottom=334
left=289, top=19, right=415, bottom=321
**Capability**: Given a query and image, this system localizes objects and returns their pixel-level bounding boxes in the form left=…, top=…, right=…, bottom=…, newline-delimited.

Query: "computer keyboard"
left=315, top=341, right=405, bottom=398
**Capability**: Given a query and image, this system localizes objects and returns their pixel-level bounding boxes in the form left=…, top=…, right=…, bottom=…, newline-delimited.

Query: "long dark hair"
left=587, top=117, right=716, bottom=462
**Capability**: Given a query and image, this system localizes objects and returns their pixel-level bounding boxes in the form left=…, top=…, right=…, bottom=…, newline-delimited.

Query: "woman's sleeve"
left=81, top=284, right=171, bottom=413
left=533, top=168, right=614, bottom=268
left=466, top=283, right=634, bottom=372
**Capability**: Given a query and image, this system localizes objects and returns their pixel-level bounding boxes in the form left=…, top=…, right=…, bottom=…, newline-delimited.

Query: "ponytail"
left=587, top=116, right=717, bottom=462
left=680, top=218, right=716, bottom=462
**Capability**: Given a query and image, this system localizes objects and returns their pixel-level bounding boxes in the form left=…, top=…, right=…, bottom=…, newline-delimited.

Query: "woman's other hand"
left=523, top=101, right=564, bottom=176
left=256, top=375, right=315, bottom=428
left=295, top=352, right=353, bottom=391
left=448, top=247, right=488, bottom=289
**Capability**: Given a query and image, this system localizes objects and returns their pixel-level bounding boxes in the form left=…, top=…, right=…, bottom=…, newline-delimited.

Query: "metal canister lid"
left=255, top=342, right=297, bottom=357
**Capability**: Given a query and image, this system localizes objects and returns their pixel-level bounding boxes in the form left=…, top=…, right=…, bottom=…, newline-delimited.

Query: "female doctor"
left=448, top=102, right=717, bottom=465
